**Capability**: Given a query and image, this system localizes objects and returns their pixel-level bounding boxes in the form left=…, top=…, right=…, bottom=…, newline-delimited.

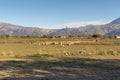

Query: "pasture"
left=0, top=37, right=120, bottom=80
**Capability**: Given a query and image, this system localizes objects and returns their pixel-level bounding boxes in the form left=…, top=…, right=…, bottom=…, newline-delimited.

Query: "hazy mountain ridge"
left=49, top=17, right=120, bottom=36
left=0, top=17, right=120, bottom=36
left=0, top=23, right=55, bottom=36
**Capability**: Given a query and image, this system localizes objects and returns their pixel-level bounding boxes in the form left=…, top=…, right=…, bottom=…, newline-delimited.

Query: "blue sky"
left=0, top=0, right=120, bottom=29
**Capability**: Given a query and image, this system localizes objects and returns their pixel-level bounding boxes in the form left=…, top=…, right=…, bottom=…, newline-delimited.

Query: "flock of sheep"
left=39, top=41, right=82, bottom=46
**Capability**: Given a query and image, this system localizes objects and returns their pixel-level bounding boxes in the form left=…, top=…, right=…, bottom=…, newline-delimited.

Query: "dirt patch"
left=0, top=58, right=120, bottom=80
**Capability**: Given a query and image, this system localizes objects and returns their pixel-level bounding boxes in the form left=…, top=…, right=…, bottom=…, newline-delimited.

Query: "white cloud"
left=48, top=20, right=110, bottom=29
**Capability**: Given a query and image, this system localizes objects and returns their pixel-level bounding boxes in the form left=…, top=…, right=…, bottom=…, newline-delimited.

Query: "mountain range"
left=0, top=17, right=120, bottom=36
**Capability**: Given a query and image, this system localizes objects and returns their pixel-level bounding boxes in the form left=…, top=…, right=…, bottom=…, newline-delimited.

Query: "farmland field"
left=0, top=37, right=120, bottom=80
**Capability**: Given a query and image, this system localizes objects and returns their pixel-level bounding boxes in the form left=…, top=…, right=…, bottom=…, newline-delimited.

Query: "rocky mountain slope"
left=50, top=17, right=120, bottom=36
left=0, top=22, right=54, bottom=36
left=0, top=17, right=120, bottom=36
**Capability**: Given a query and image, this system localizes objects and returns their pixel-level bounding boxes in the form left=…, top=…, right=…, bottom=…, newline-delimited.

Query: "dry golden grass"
left=0, top=37, right=120, bottom=80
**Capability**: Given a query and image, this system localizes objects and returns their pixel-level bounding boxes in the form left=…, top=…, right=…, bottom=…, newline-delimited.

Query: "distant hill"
left=0, top=22, right=54, bottom=36
left=49, top=17, right=120, bottom=36
left=0, top=17, right=120, bottom=36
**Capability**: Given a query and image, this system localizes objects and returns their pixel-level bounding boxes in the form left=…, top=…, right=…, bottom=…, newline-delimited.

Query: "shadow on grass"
left=0, top=58, right=120, bottom=80
left=27, top=54, right=54, bottom=58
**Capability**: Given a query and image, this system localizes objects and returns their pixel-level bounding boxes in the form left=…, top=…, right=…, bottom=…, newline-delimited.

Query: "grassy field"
left=0, top=37, right=120, bottom=80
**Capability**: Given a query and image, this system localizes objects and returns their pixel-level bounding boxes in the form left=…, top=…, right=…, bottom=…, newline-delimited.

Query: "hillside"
left=0, top=17, right=120, bottom=36
left=50, top=17, right=120, bottom=36
left=0, top=22, right=54, bottom=36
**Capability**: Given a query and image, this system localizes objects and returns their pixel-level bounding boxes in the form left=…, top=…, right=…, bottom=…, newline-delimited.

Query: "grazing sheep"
left=64, top=52, right=70, bottom=56
left=59, top=42, right=64, bottom=46
left=53, top=41, right=58, bottom=45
